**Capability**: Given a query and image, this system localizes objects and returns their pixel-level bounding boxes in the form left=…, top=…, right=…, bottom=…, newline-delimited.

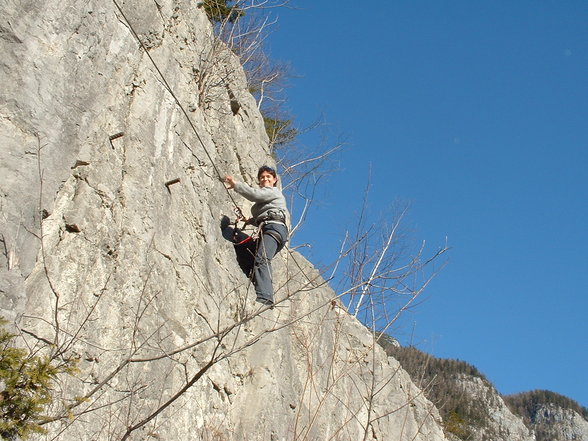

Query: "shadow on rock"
left=220, top=215, right=256, bottom=278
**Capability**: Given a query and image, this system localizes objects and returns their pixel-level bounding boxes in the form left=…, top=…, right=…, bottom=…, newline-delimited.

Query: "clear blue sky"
left=266, top=2, right=588, bottom=408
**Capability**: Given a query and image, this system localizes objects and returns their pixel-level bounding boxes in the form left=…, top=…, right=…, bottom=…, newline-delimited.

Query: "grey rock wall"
left=531, top=405, right=588, bottom=441
left=1, top=1, right=448, bottom=440
left=457, top=375, right=534, bottom=441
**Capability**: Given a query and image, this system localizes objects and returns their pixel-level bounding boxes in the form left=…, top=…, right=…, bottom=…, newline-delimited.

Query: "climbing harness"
left=254, top=209, right=287, bottom=226
left=231, top=205, right=288, bottom=244
left=233, top=206, right=246, bottom=222
left=258, top=223, right=286, bottom=250
left=231, top=207, right=255, bottom=245
left=232, top=208, right=288, bottom=248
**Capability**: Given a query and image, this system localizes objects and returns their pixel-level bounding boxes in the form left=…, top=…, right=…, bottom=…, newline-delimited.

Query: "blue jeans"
left=253, top=223, right=288, bottom=303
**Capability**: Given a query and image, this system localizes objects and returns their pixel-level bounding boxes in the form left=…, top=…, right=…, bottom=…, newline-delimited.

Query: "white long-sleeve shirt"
left=234, top=182, right=288, bottom=225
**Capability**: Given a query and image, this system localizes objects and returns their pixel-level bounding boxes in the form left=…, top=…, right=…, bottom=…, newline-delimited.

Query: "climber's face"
left=258, top=170, right=277, bottom=188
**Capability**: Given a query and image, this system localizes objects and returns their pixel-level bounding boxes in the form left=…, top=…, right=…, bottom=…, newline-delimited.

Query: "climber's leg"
left=253, top=224, right=287, bottom=304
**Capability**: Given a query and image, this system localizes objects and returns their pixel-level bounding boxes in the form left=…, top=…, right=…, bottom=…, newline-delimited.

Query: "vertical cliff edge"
left=1, top=1, right=446, bottom=439
left=2, top=2, right=585, bottom=441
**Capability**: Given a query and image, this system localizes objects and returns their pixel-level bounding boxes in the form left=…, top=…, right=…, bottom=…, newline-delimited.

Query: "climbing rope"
left=109, top=1, right=314, bottom=310
left=110, top=0, right=242, bottom=213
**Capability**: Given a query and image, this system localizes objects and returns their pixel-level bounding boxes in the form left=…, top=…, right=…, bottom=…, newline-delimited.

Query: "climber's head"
left=258, top=165, right=278, bottom=188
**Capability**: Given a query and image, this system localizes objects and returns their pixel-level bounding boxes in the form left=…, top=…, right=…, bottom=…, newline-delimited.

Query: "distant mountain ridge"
left=380, top=339, right=588, bottom=441
left=505, top=390, right=588, bottom=441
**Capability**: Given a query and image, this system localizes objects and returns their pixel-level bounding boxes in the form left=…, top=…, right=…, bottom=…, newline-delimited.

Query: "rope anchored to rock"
left=110, top=0, right=243, bottom=214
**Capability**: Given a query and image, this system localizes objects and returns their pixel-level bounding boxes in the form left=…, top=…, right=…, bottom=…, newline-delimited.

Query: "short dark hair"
left=257, top=165, right=278, bottom=186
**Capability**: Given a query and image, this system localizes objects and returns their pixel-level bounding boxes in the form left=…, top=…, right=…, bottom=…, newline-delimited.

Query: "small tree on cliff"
left=197, top=0, right=295, bottom=152
left=0, top=319, right=77, bottom=440
left=201, top=0, right=244, bottom=23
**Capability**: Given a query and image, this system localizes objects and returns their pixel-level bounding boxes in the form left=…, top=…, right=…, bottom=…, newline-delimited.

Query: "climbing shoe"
left=255, top=297, right=274, bottom=307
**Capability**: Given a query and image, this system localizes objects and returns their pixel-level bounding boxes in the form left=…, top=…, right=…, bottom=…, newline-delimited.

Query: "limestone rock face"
left=457, top=375, right=535, bottom=441
left=1, top=1, right=447, bottom=440
left=530, top=405, right=588, bottom=441
left=3, top=2, right=584, bottom=441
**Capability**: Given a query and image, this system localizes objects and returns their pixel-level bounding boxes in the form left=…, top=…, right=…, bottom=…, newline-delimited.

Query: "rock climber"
left=224, top=165, right=289, bottom=306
